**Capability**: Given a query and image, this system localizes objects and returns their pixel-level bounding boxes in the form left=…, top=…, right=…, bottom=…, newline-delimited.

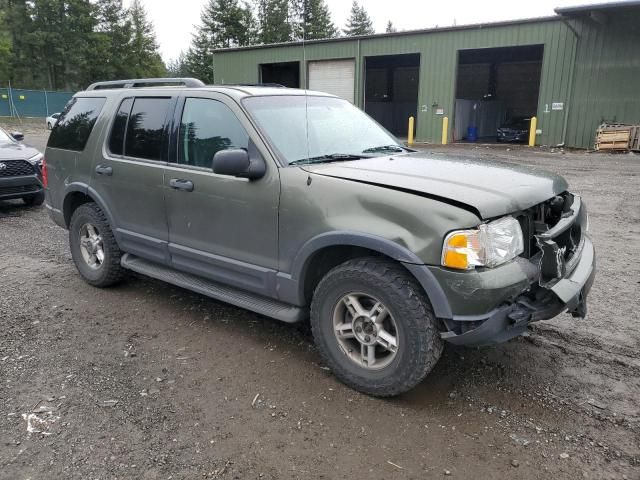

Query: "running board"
left=121, top=254, right=307, bottom=323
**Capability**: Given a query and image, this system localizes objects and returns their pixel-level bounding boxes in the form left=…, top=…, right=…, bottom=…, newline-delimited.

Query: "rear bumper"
left=441, top=235, right=595, bottom=347
left=0, top=175, right=43, bottom=200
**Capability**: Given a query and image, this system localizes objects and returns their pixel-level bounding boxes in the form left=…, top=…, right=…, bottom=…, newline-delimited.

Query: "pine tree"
left=385, top=20, right=396, bottom=33
left=126, top=0, right=165, bottom=78
left=257, top=0, right=292, bottom=44
left=0, top=9, right=13, bottom=84
left=184, top=29, right=214, bottom=83
left=343, top=1, right=375, bottom=37
left=291, top=0, right=337, bottom=40
left=90, top=0, right=133, bottom=81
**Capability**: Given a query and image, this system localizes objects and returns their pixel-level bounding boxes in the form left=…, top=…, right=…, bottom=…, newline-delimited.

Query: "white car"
left=46, top=113, right=60, bottom=130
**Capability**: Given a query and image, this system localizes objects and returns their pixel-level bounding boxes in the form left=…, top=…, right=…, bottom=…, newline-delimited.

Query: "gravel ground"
left=1, top=124, right=639, bottom=479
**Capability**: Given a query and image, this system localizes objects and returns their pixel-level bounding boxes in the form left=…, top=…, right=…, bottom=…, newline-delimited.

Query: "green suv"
left=44, top=78, right=595, bottom=396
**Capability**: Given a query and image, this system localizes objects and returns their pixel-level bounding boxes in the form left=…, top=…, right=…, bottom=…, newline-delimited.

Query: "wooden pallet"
left=595, top=123, right=632, bottom=151
left=630, top=126, right=640, bottom=152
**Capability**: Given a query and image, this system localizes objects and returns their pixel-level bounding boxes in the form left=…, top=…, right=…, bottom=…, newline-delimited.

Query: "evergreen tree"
left=0, top=9, right=13, bottom=84
left=125, top=0, right=165, bottom=78
left=85, top=0, right=133, bottom=83
left=291, top=0, right=337, bottom=40
left=343, top=1, right=374, bottom=37
left=385, top=20, right=396, bottom=33
left=257, top=0, right=292, bottom=44
left=184, top=29, right=214, bottom=83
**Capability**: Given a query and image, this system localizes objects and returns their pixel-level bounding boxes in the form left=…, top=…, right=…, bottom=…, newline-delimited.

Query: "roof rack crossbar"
left=86, top=78, right=205, bottom=91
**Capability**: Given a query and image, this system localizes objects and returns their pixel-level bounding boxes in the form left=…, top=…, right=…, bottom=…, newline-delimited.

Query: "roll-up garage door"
left=308, top=59, right=355, bottom=103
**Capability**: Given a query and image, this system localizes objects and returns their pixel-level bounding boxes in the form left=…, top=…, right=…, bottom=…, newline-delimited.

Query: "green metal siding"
left=214, top=13, right=639, bottom=148
left=565, top=11, right=640, bottom=148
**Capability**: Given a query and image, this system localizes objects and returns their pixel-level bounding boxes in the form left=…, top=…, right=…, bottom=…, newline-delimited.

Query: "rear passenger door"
left=91, top=95, right=176, bottom=264
left=163, top=94, right=280, bottom=295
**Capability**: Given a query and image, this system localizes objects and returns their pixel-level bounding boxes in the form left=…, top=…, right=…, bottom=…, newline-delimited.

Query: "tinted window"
left=108, top=98, right=133, bottom=155
left=124, top=97, right=171, bottom=160
left=48, top=97, right=106, bottom=151
left=178, top=98, right=249, bottom=168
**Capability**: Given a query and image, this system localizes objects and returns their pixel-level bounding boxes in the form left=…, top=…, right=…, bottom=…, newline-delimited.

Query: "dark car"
left=0, top=127, right=45, bottom=206
left=497, top=117, right=530, bottom=143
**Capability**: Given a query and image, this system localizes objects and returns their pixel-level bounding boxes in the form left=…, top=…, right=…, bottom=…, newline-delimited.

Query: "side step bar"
left=121, top=254, right=307, bottom=323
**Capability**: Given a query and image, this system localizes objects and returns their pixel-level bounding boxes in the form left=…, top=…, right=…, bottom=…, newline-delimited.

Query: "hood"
left=0, top=141, right=41, bottom=161
left=302, top=152, right=568, bottom=219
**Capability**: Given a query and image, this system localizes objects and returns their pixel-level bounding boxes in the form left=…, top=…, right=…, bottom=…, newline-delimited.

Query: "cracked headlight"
left=441, top=216, right=524, bottom=270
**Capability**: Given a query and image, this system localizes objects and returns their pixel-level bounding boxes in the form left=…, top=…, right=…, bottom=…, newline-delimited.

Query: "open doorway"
left=454, top=45, right=543, bottom=143
left=259, top=62, right=300, bottom=88
left=364, top=54, right=420, bottom=136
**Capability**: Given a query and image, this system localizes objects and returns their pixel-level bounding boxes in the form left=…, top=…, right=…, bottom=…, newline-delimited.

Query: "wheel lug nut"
left=364, top=335, right=370, bottom=342
left=355, top=326, right=362, bottom=333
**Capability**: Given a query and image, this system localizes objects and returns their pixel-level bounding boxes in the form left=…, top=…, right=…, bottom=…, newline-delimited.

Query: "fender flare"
left=280, top=231, right=453, bottom=320
left=62, top=182, right=117, bottom=232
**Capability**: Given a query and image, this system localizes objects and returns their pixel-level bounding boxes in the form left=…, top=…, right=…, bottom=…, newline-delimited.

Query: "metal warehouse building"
left=213, top=1, right=640, bottom=149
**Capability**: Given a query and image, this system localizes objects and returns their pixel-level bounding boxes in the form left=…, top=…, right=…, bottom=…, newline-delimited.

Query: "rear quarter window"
left=48, top=97, right=106, bottom=151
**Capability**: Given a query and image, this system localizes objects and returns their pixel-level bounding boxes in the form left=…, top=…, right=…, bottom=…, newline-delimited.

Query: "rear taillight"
left=41, top=157, right=48, bottom=187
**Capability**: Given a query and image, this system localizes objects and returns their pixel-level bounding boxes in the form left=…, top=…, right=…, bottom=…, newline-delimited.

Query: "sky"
left=124, top=0, right=610, bottom=63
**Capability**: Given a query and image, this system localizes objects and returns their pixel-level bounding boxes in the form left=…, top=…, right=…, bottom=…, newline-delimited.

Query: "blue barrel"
left=467, top=126, right=478, bottom=142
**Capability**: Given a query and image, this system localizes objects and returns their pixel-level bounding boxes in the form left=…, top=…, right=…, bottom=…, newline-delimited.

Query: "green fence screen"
left=0, top=87, right=75, bottom=118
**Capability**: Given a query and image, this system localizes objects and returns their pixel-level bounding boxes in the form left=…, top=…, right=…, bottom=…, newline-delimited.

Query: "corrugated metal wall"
left=565, top=11, right=640, bottom=148
left=214, top=12, right=639, bottom=148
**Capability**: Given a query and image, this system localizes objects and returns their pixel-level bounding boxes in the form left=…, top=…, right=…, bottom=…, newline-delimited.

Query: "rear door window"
left=124, top=97, right=172, bottom=161
left=48, top=97, right=106, bottom=151
left=108, top=98, right=133, bottom=156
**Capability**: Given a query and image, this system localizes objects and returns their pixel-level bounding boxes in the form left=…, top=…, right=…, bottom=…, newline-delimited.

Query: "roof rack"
left=226, top=83, right=286, bottom=88
left=86, top=78, right=205, bottom=91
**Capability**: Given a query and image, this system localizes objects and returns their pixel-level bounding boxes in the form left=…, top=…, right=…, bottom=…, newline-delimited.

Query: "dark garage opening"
left=364, top=54, right=420, bottom=136
left=259, top=62, right=300, bottom=88
left=454, top=45, right=544, bottom=143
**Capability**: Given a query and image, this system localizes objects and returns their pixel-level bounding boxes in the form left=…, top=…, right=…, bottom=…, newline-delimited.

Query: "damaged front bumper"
left=441, top=236, right=595, bottom=346
left=433, top=194, right=595, bottom=347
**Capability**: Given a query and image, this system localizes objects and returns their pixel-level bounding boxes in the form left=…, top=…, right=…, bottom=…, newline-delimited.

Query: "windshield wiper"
left=362, top=144, right=408, bottom=154
left=289, top=153, right=368, bottom=165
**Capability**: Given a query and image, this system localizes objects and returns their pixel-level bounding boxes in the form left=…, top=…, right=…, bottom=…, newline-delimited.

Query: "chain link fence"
left=0, top=87, right=74, bottom=118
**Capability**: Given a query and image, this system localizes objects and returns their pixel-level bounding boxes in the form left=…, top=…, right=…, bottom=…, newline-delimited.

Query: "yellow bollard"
left=529, top=117, right=537, bottom=147
left=407, top=116, right=415, bottom=145
left=441, top=116, right=449, bottom=145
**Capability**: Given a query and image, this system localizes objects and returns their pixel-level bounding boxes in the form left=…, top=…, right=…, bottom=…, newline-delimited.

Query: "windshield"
left=0, top=129, right=15, bottom=145
left=243, top=95, right=403, bottom=165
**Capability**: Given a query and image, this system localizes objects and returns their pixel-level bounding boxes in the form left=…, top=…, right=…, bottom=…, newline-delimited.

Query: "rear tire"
left=69, top=203, right=126, bottom=287
left=310, top=257, right=443, bottom=397
left=22, top=191, right=45, bottom=206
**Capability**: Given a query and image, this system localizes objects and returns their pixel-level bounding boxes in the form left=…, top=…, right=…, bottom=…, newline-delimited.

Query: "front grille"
left=0, top=160, right=36, bottom=177
left=0, top=184, right=39, bottom=196
left=518, top=192, right=586, bottom=285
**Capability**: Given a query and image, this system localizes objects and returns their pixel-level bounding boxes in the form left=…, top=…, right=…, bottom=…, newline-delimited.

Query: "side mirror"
left=11, top=131, right=24, bottom=141
left=212, top=145, right=266, bottom=180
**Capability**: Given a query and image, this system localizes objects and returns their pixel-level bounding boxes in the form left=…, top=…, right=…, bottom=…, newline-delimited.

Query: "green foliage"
left=0, top=0, right=165, bottom=91
left=126, top=0, right=165, bottom=78
left=291, top=0, right=337, bottom=40
left=385, top=20, right=396, bottom=33
left=343, top=1, right=375, bottom=37
left=257, top=0, right=292, bottom=44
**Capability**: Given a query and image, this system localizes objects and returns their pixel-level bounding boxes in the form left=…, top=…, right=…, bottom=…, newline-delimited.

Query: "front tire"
left=310, top=257, right=443, bottom=397
left=69, top=203, right=126, bottom=287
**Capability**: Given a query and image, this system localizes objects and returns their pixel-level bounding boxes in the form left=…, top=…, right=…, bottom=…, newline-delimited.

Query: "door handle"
left=169, top=178, right=194, bottom=192
left=95, top=165, right=113, bottom=176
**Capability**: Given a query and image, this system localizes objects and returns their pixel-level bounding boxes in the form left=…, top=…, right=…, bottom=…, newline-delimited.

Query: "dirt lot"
left=1, top=124, right=639, bottom=479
